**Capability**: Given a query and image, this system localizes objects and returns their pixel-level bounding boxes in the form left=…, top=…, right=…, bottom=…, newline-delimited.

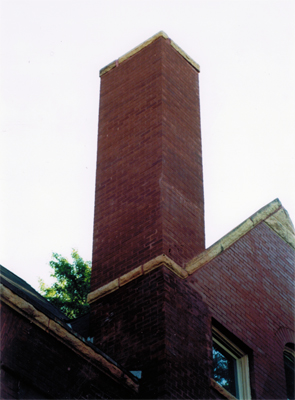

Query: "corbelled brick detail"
left=91, top=34, right=204, bottom=290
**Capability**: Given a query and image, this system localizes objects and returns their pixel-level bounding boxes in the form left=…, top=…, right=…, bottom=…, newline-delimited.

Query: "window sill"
left=210, top=378, right=238, bottom=400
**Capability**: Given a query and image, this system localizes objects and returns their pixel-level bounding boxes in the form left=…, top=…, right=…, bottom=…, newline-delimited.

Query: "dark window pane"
left=213, top=342, right=238, bottom=398
left=284, top=350, right=295, bottom=400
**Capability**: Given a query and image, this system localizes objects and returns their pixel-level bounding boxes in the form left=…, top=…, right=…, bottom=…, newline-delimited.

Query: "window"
left=130, top=370, right=142, bottom=379
left=284, top=343, right=295, bottom=400
left=212, top=326, right=251, bottom=399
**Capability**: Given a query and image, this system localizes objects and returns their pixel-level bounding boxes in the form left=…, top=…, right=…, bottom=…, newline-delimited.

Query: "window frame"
left=212, top=326, right=251, bottom=400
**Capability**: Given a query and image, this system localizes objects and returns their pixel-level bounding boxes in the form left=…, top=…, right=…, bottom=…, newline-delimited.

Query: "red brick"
left=188, top=222, right=294, bottom=399
left=91, top=36, right=204, bottom=290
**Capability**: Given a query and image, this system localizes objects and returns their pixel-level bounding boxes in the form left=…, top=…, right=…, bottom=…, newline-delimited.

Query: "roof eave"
left=0, top=283, right=139, bottom=393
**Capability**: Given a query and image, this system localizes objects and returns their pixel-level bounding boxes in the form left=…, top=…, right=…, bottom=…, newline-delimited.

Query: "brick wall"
left=162, top=269, right=213, bottom=399
left=90, top=267, right=169, bottom=398
left=90, top=267, right=213, bottom=399
left=0, top=302, right=137, bottom=399
left=161, top=38, right=204, bottom=265
left=91, top=35, right=204, bottom=290
left=187, top=222, right=295, bottom=399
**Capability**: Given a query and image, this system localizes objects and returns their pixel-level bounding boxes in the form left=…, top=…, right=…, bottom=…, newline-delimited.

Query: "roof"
left=99, top=31, right=201, bottom=77
left=0, top=264, right=68, bottom=321
left=0, top=264, right=92, bottom=337
left=0, top=265, right=139, bottom=392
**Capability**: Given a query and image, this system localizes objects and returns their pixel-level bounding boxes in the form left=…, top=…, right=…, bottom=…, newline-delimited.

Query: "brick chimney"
left=91, top=32, right=205, bottom=291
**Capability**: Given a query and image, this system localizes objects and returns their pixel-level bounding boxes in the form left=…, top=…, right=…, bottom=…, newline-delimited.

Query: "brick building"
left=1, top=32, right=294, bottom=399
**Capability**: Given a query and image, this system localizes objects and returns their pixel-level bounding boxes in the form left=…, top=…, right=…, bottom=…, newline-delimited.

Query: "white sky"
left=1, top=0, right=294, bottom=291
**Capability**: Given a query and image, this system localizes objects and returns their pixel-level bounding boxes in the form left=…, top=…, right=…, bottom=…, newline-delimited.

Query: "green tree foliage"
left=39, top=250, right=91, bottom=319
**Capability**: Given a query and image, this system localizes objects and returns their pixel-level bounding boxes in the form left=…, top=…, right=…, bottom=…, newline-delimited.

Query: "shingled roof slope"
left=0, top=264, right=68, bottom=321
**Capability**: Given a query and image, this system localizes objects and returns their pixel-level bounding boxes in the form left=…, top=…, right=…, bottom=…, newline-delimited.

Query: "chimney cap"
left=99, top=31, right=200, bottom=77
